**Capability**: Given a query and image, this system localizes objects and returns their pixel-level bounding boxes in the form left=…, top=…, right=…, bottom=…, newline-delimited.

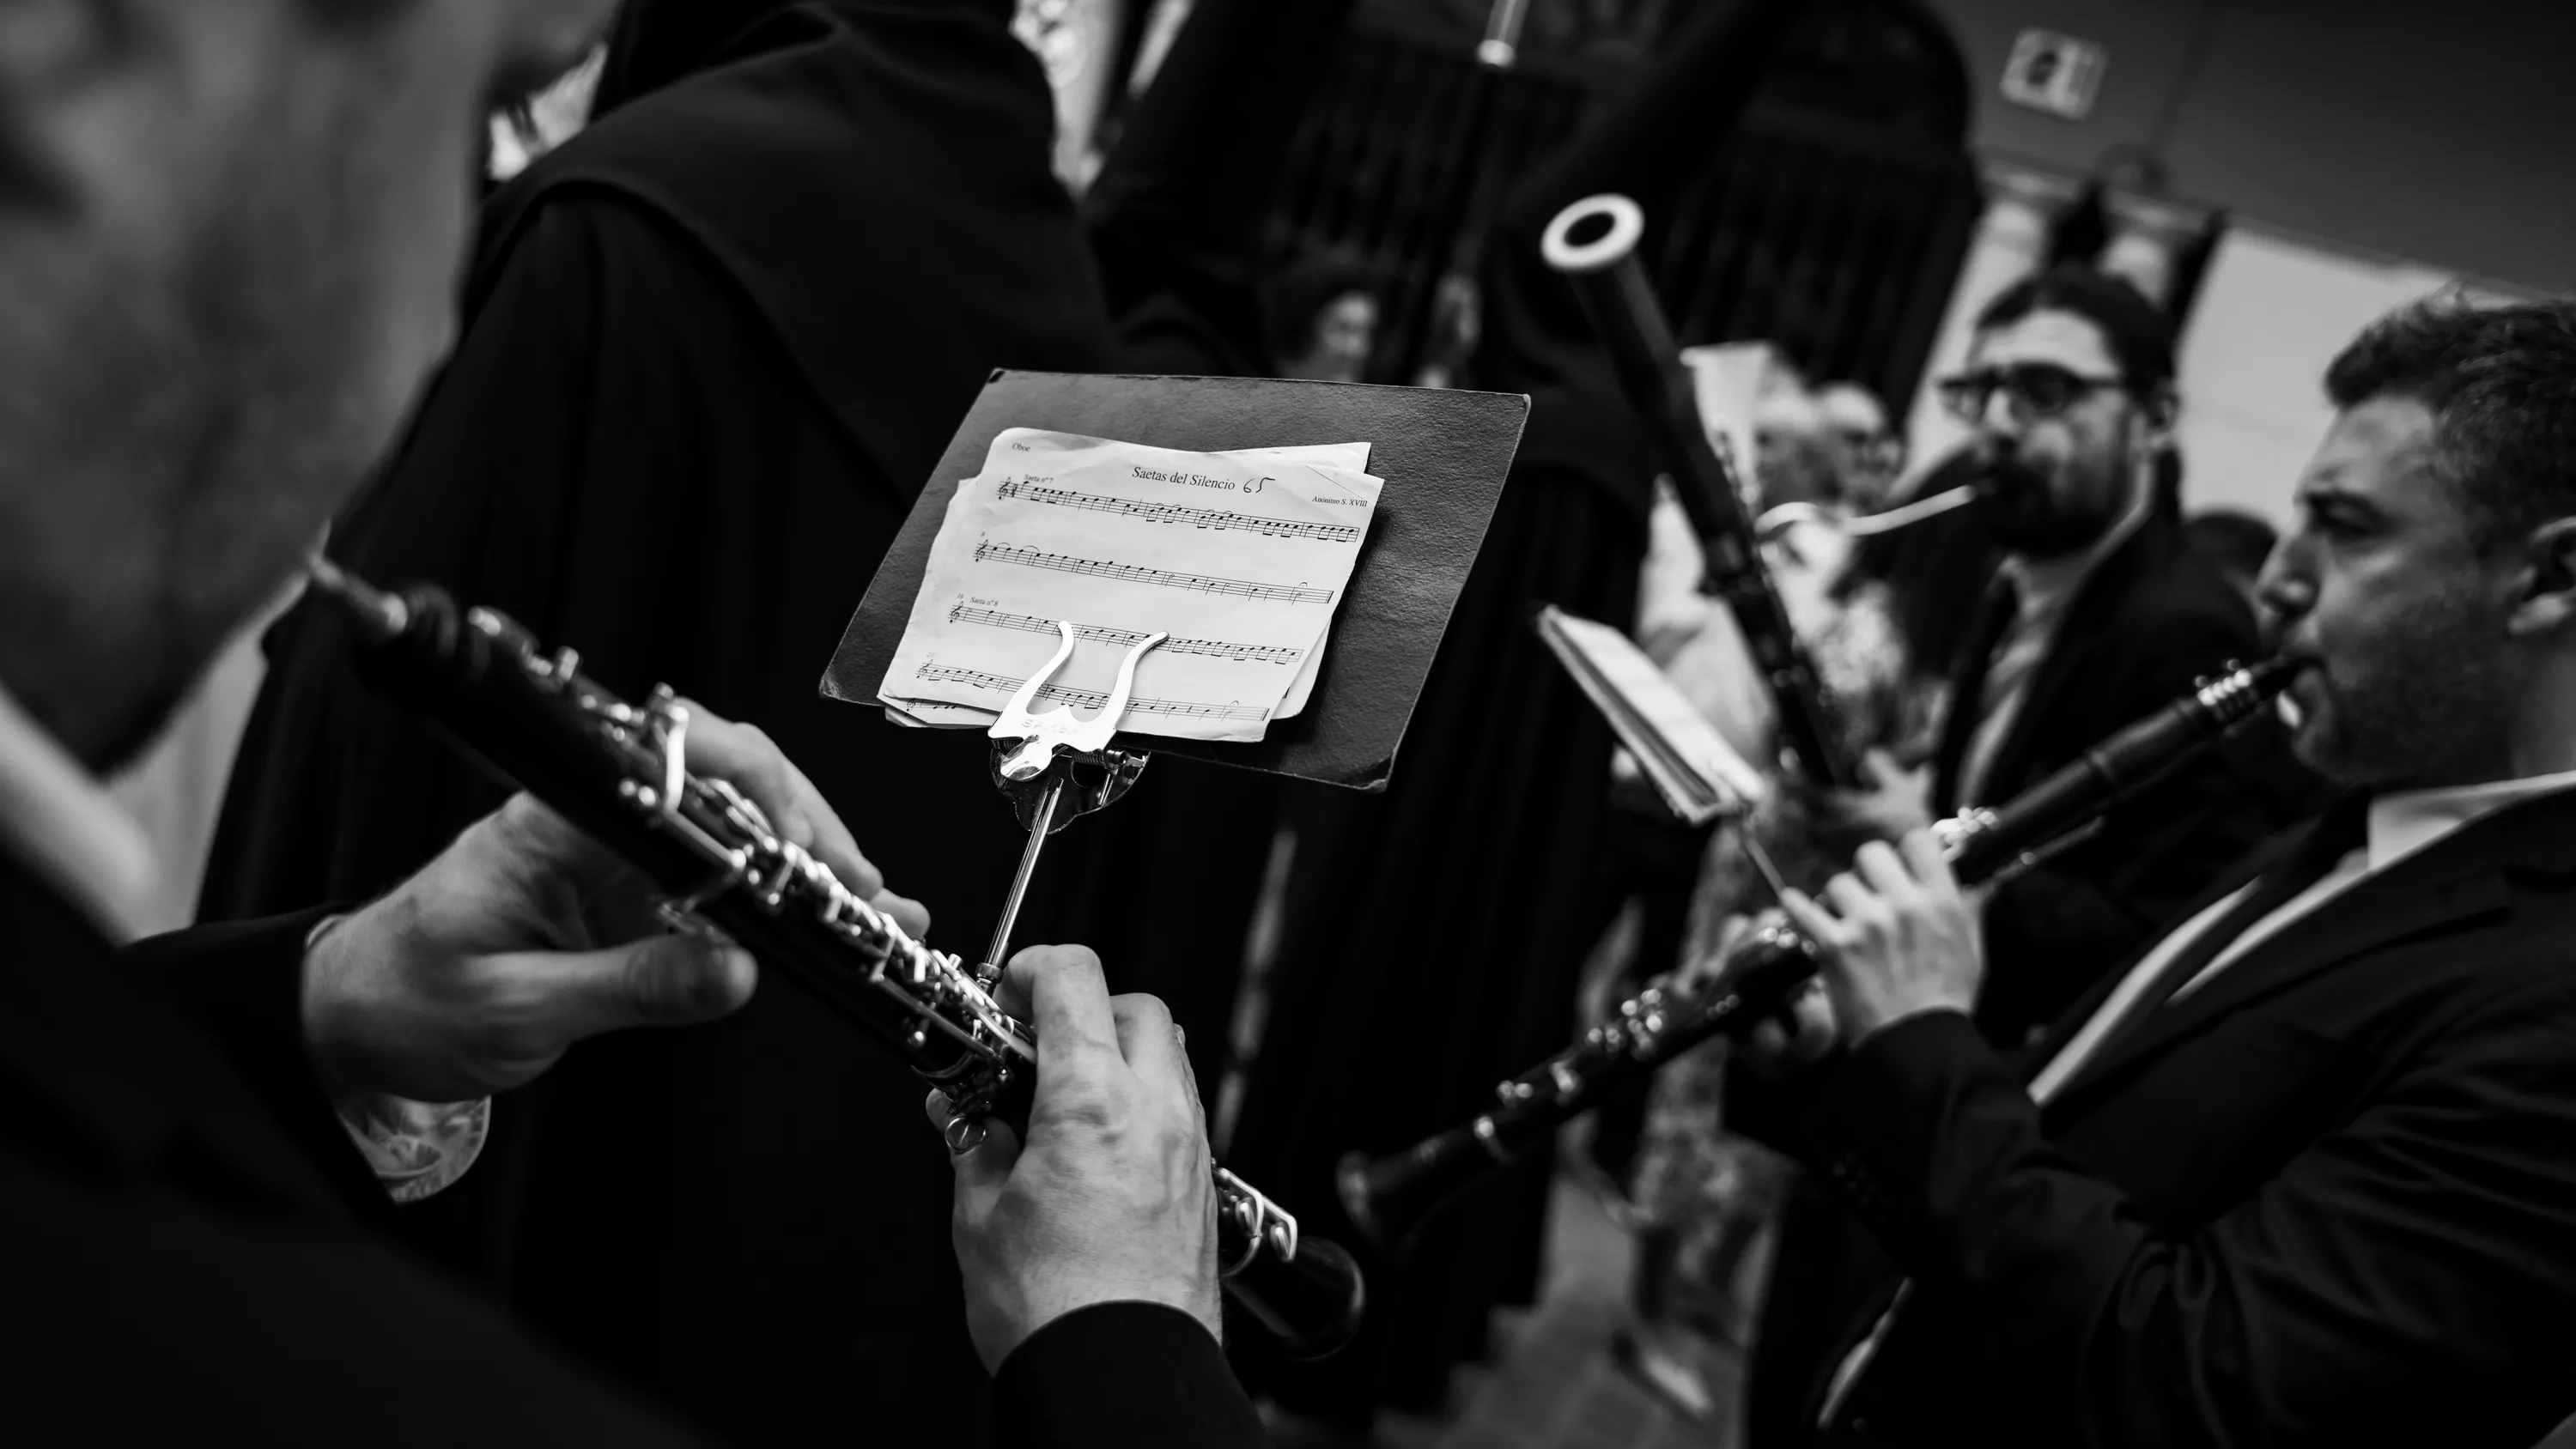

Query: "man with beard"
left=1739, top=270, right=2316, bottom=1449
left=1736, top=295, right=2576, bottom=1448
left=0, top=2, right=1255, bottom=1441
left=1824, top=266, right=2311, bottom=1048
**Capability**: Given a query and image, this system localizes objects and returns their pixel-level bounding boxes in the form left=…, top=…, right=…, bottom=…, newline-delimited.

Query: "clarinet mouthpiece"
left=303, top=552, right=409, bottom=642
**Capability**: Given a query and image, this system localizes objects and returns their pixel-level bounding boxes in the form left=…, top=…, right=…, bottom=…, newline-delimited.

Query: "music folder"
left=820, top=371, right=1528, bottom=791
left=1534, top=603, right=1768, bottom=826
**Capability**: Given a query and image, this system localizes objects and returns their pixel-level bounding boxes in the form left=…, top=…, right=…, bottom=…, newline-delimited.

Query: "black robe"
left=1221, top=0, right=1810, bottom=1422
left=204, top=6, right=1111, bottom=1442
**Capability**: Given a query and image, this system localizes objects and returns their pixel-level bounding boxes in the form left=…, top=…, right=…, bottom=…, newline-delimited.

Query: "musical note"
left=995, top=478, right=1365, bottom=544
left=947, top=604, right=1306, bottom=666
left=973, top=541, right=1334, bottom=605
left=916, top=664, right=1270, bottom=723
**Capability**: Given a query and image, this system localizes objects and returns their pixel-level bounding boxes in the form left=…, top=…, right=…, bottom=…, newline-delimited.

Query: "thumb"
left=505, top=931, right=759, bottom=1045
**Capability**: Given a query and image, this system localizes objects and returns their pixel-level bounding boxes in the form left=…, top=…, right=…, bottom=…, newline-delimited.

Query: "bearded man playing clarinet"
left=1739, top=297, right=2576, bottom=1449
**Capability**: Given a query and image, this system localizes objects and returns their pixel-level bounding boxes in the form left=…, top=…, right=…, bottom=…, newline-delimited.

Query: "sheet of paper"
left=878, top=430, right=1381, bottom=743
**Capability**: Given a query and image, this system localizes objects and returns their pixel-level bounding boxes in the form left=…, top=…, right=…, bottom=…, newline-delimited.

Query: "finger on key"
left=679, top=702, right=886, bottom=900
left=1011, top=945, right=1121, bottom=1088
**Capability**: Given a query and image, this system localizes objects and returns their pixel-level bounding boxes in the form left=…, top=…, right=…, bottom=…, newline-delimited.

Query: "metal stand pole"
left=976, top=776, right=1065, bottom=988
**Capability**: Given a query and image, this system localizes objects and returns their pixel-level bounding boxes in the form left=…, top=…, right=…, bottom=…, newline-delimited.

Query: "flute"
left=1338, top=658, right=2300, bottom=1251
left=305, top=561, right=1364, bottom=1359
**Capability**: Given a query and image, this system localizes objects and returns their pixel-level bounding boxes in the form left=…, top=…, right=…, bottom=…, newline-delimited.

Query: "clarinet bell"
left=1225, top=1234, right=1366, bottom=1360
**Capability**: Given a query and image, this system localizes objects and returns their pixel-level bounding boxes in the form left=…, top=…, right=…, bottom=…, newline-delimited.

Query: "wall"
left=1911, top=0, right=2571, bottom=524
left=1923, top=0, right=2576, bottom=295
left=2170, top=223, right=2461, bottom=528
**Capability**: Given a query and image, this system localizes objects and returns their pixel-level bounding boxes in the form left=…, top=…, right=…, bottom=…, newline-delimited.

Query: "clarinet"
left=1540, top=192, right=1861, bottom=790
left=1338, top=658, right=2300, bottom=1250
left=305, top=561, right=1365, bottom=1359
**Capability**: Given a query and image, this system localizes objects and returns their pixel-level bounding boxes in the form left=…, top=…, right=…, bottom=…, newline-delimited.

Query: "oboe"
left=1541, top=192, right=1860, bottom=790
left=1339, top=658, right=2300, bottom=1250
left=306, top=561, right=1364, bottom=1359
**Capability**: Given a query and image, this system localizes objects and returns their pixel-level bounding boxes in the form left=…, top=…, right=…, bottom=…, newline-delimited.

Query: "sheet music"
left=879, top=430, right=1380, bottom=743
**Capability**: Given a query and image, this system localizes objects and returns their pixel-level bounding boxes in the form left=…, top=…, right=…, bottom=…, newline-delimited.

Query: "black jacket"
left=1931, top=512, right=2318, bottom=1046
left=1773, top=788, right=2576, bottom=1448
left=0, top=853, right=1261, bottom=1445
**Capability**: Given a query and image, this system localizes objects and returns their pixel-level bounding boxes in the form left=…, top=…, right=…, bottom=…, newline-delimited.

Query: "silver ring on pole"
left=1540, top=194, right=1645, bottom=276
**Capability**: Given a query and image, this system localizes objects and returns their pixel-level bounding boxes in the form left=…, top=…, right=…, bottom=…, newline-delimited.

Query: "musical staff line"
left=995, top=478, right=1364, bottom=544
left=973, top=541, right=1333, bottom=605
left=946, top=605, right=1305, bottom=666
left=914, top=664, right=1269, bottom=723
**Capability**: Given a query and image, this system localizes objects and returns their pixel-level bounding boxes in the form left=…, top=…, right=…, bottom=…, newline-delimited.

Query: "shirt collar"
left=2000, top=484, right=2155, bottom=625
left=2366, top=767, right=2576, bottom=873
left=0, top=682, right=160, bottom=943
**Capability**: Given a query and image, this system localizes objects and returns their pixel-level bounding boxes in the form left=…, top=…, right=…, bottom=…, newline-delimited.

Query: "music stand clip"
left=974, top=621, right=1160, bottom=985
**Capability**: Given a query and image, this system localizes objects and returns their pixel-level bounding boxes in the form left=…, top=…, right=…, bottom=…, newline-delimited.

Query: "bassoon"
left=1541, top=191, right=1862, bottom=790
left=306, top=561, right=1365, bottom=1358
left=1338, top=658, right=2300, bottom=1249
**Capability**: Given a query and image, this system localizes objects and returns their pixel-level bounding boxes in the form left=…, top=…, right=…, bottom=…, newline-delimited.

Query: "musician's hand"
left=1676, top=910, right=1765, bottom=991
left=1686, top=912, right=1838, bottom=1076
left=301, top=702, right=928, bottom=1105
left=1740, top=977, right=1839, bottom=1077
left=1779, top=829, right=1982, bottom=1046
left=1807, top=748, right=1932, bottom=846
left=929, top=945, right=1220, bottom=1373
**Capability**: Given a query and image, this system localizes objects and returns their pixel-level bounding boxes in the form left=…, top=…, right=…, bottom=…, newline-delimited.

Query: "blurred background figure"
left=1413, top=275, right=1486, bottom=389
left=1266, top=254, right=1384, bottom=381
left=1815, top=380, right=1905, bottom=512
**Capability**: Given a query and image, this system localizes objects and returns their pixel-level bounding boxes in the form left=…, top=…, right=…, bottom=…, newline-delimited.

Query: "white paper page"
left=1239, top=444, right=1368, bottom=720
left=881, top=437, right=1370, bottom=731
left=880, top=431, right=1381, bottom=742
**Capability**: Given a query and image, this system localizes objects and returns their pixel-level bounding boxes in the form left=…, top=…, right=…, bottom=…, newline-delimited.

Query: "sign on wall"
left=2001, top=28, right=2106, bottom=121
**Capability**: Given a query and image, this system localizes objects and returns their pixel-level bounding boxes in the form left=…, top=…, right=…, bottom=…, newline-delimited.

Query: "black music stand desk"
left=821, top=370, right=1528, bottom=791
